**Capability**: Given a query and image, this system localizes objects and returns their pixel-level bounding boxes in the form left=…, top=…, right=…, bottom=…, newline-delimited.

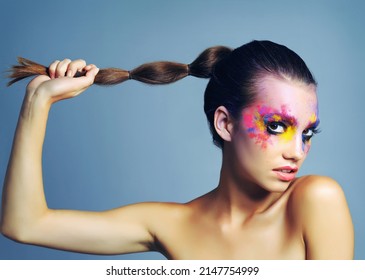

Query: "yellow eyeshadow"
left=309, top=113, right=317, bottom=123
left=279, top=125, right=296, bottom=141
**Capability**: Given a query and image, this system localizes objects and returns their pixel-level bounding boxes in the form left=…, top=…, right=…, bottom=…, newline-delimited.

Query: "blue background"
left=0, top=0, right=364, bottom=259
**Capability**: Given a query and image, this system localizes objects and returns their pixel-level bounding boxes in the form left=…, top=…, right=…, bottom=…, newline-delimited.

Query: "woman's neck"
left=210, top=156, right=283, bottom=226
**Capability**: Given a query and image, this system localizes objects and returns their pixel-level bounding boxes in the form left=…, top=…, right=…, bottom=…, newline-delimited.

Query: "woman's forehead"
left=253, top=76, right=318, bottom=113
left=241, top=76, right=319, bottom=128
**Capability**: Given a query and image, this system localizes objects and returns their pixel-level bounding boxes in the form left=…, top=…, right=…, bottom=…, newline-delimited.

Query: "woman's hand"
left=26, top=59, right=99, bottom=105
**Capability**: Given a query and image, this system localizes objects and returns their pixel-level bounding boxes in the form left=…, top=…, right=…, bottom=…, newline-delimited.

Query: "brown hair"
left=7, top=46, right=232, bottom=87
left=8, top=41, right=316, bottom=149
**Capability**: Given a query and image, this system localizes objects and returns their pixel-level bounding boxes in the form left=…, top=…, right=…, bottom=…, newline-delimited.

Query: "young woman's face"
left=229, top=76, right=319, bottom=192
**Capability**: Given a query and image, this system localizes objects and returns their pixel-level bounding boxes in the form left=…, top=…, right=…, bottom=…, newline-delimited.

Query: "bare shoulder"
left=288, top=175, right=351, bottom=223
left=289, top=175, right=347, bottom=208
left=288, top=175, right=354, bottom=259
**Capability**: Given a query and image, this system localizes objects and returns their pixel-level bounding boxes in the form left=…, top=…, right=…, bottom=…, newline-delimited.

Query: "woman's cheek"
left=303, top=141, right=311, bottom=154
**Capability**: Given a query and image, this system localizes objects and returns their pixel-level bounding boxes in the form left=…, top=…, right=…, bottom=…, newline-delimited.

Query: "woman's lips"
left=273, top=166, right=298, bottom=181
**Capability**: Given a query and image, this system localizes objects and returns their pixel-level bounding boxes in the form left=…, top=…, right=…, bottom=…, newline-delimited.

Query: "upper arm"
left=20, top=202, right=170, bottom=255
left=292, top=176, right=354, bottom=260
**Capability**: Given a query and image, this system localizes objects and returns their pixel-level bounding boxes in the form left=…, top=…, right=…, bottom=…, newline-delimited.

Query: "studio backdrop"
left=0, top=0, right=364, bottom=259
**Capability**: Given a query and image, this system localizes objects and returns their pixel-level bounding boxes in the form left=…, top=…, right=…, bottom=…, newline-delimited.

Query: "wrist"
left=21, top=89, right=52, bottom=120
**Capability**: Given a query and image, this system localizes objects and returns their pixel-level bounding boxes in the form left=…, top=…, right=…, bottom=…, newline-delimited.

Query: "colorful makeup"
left=302, top=113, right=320, bottom=153
left=243, top=106, right=271, bottom=148
left=242, top=104, right=319, bottom=151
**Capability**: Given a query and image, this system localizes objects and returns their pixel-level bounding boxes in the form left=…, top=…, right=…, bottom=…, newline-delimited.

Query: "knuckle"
left=76, top=59, right=86, bottom=64
left=70, top=59, right=86, bottom=69
left=57, top=58, right=71, bottom=68
left=49, top=60, right=60, bottom=69
left=51, top=59, right=60, bottom=65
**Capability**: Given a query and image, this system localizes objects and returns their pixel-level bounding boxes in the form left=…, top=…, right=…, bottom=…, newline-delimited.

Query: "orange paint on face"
left=272, top=114, right=282, bottom=122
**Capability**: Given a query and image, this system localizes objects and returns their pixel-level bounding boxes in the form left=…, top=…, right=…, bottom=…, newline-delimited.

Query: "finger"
left=67, top=59, right=86, bottom=77
left=74, top=65, right=99, bottom=87
left=85, top=65, right=99, bottom=80
left=52, top=67, right=99, bottom=100
left=65, top=65, right=99, bottom=90
left=48, top=60, right=60, bottom=79
left=55, top=58, right=71, bottom=78
left=83, top=64, right=96, bottom=71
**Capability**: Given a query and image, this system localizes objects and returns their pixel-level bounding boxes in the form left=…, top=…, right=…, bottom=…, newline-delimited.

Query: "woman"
left=1, top=40, right=354, bottom=259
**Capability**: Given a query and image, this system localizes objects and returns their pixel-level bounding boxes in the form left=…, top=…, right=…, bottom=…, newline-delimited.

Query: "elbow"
left=1, top=209, right=51, bottom=244
left=1, top=220, right=33, bottom=244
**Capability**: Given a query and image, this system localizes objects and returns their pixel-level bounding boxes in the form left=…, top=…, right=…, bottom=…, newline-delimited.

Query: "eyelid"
left=267, top=121, right=287, bottom=129
left=307, top=119, right=321, bottom=130
left=306, top=126, right=321, bottom=134
left=266, top=121, right=286, bottom=134
left=302, top=126, right=321, bottom=142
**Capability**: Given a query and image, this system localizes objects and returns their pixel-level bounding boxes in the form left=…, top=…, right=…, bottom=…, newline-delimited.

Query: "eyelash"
left=266, top=122, right=321, bottom=141
left=266, top=122, right=286, bottom=135
left=303, top=127, right=321, bottom=142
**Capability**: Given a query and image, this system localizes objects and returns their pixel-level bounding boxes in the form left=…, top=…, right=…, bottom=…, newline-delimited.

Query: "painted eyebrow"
left=260, top=107, right=320, bottom=130
left=263, top=113, right=298, bottom=126
left=307, top=119, right=320, bottom=128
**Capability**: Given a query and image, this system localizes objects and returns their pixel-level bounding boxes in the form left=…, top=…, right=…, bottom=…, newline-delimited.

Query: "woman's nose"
left=282, top=134, right=305, bottom=162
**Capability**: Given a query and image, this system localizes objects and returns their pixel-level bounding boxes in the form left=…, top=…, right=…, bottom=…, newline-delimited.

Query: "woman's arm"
left=0, top=59, right=158, bottom=255
left=292, top=175, right=354, bottom=259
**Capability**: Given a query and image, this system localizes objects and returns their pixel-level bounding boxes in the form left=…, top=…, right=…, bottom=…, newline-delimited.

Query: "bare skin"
left=0, top=59, right=354, bottom=259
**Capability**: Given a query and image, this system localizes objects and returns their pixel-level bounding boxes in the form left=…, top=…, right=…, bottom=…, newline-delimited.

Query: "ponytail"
left=7, top=46, right=232, bottom=87
left=7, top=40, right=316, bottom=150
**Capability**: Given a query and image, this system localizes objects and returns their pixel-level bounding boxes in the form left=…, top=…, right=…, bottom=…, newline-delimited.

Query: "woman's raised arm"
left=0, top=59, right=161, bottom=255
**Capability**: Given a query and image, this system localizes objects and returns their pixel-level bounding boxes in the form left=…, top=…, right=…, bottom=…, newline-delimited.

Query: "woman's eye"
left=267, top=122, right=285, bottom=134
left=303, top=129, right=314, bottom=137
left=302, top=128, right=316, bottom=142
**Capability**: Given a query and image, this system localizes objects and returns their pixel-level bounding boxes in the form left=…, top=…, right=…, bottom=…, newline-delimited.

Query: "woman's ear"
left=214, top=106, right=235, bottom=142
